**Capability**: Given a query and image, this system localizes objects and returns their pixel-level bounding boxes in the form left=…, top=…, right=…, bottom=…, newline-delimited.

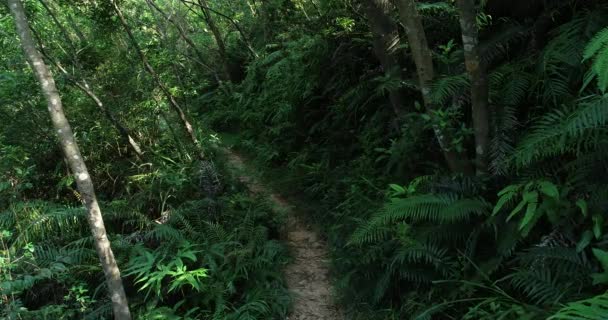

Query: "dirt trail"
left=223, top=149, right=343, bottom=320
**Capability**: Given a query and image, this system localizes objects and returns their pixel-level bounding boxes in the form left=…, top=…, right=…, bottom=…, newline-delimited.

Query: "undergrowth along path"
left=221, top=148, right=344, bottom=320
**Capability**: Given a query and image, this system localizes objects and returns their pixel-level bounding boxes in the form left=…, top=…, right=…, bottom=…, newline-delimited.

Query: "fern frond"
left=548, top=292, right=608, bottom=320
left=509, top=268, right=566, bottom=305
left=144, top=224, right=187, bottom=242
left=349, top=221, right=393, bottom=245
left=382, top=194, right=490, bottom=224
left=391, top=242, right=453, bottom=278
left=429, top=73, right=469, bottom=105
left=516, top=247, right=591, bottom=276
left=512, top=96, right=608, bottom=168
left=490, top=105, right=518, bottom=175
left=584, top=26, right=608, bottom=92
left=351, top=194, right=490, bottom=246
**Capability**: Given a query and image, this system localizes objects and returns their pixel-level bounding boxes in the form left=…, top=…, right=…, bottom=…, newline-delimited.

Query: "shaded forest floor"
left=221, top=148, right=343, bottom=320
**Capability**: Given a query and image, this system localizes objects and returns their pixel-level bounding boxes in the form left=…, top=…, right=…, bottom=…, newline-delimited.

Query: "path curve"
left=222, top=149, right=343, bottom=320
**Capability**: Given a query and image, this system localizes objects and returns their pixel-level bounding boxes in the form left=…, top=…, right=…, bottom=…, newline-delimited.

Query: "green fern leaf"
left=548, top=292, right=608, bottom=319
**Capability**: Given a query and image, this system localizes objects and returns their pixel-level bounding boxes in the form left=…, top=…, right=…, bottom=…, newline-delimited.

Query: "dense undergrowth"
left=205, top=2, right=608, bottom=319
left=3, top=0, right=608, bottom=319
left=1, top=0, right=291, bottom=318
left=1, top=141, right=291, bottom=319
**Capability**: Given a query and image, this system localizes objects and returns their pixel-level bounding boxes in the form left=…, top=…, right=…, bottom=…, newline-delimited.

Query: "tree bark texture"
left=455, top=0, right=490, bottom=174
left=7, top=1, right=132, bottom=319
left=198, top=0, right=234, bottom=81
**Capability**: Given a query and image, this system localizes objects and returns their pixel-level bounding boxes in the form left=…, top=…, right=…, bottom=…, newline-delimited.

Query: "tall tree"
left=181, top=0, right=258, bottom=58
left=363, top=0, right=406, bottom=117
left=397, top=0, right=473, bottom=174
left=112, top=0, right=205, bottom=159
left=145, top=0, right=223, bottom=83
left=146, top=0, right=209, bottom=69
left=6, top=1, right=132, bottom=319
left=455, top=0, right=490, bottom=174
left=198, top=0, right=234, bottom=81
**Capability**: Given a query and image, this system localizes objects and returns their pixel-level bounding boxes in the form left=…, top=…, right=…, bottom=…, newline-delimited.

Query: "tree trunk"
left=198, top=0, right=234, bottom=81
left=363, top=0, right=406, bottom=117
left=146, top=0, right=223, bottom=83
left=397, top=0, right=473, bottom=174
left=38, top=0, right=77, bottom=52
left=180, top=0, right=258, bottom=58
left=245, top=0, right=257, bottom=16
left=76, top=80, right=144, bottom=157
left=65, top=9, right=87, bottom=45
left=455, top=0, right=490, bottom=174
left=7, top=1, right=132, bottom=319
left=112, top=0, right=205, bottom=159
left=147, top=0, right=207, bottom=67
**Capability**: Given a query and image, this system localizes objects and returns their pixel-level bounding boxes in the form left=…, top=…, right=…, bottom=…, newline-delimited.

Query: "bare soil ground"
left=223, top=149, right=343, bottom=320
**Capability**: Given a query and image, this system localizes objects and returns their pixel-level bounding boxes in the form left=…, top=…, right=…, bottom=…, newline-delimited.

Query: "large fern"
left=350, top=194, right=490, bottom=245
left=512, top=96, right=608, bottom=168
left=583, top=27, right=608, bottom=92
left=548, top=292, right=608, bottom=319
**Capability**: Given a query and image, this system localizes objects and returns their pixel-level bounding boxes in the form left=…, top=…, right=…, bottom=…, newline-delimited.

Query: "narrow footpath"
left=222, top=148, right=344, bottom=320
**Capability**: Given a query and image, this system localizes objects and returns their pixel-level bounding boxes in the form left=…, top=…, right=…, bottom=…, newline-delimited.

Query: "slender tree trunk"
left=147, top=0, right=208, bottom=66
left=37, top=0, right=78, bottom=57
left=30, top=5, right=144, bottom=158
left=363, top=0, right=406, bottom=117
left=181, top=0, right=258, bottom=58
left=397, top=0, right=473, bottom=174
left=197, top=0, right=233, bottom=81
left=76, top=80, right=144, bottom=157
left=7, top=1, right=132, bottom=319
left=145, top=0, right=223, bottom=83
left=112, top=0, right=204, bottom=159
left=245, top=0, right=257, bottom=16
left=455, top=0, right=490, bottom=174
left=65, top=9, right=87, bottom=45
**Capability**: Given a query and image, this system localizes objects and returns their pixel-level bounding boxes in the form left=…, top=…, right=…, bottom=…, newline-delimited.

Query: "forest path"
left=221, top=148, right=344, bottom=320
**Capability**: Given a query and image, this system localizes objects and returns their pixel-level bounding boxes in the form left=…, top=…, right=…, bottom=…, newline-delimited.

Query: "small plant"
left=63, top=283, right=96, bottom=313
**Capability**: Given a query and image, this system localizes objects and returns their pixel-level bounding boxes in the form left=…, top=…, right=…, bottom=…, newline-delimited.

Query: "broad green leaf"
left=576, top=230, right=594, bottom=252
left=507, top=198, right=527, bottom=222
left=576, top=199, right=588, bottom=217
left=389, top=184, right=406, bottom=194
left=593, top=215, right=604, bottom=239
left=592, top=248, right=608, bottom=271
left=591, top=273, right=608, bottom=285
left=538, top=181, right=559, bottom=198
left=497, top=184, right=519, bottom=197
left=519, top=192, right=538, bottom=232
left=492, top=191, right=515, bottom=216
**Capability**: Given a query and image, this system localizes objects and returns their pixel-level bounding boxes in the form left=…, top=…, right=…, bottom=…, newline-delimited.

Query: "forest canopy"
left=1, top=0, right=608, bottom=319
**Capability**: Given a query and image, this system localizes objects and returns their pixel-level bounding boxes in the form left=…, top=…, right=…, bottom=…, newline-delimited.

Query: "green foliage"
left=5, top=0, right=608, bottom=319
left=583, top=27, right=608, bottom=92
left=549, top=292, right=608, bottom=320
left=125, top=242, right=208, bottom=299
left=512, top=97, right=608, bottom=168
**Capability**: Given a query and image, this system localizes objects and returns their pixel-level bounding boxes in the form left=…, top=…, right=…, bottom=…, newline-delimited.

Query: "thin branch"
left=180, top=0, right=258, bottom=58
